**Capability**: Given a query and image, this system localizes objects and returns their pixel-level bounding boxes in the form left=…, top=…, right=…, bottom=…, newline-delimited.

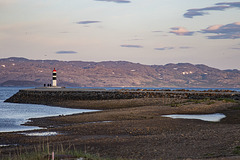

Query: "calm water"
left=162, top=113, right=226, bottom=122
left=0, top=87, right=98, bottom=132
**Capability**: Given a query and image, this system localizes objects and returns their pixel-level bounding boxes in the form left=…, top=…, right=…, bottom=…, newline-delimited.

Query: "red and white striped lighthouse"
left=52, top=68, right=57, bottom=87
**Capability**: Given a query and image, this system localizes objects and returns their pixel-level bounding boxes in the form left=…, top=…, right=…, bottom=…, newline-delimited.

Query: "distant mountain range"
left=0, top=57, right=239, bottom=88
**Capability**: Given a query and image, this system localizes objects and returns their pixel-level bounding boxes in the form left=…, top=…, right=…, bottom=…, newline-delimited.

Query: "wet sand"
left=1, top=98, right=240, bottom=160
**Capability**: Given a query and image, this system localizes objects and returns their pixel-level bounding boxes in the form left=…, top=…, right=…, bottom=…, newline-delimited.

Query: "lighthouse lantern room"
left=52, top=68, right=57, bottom=87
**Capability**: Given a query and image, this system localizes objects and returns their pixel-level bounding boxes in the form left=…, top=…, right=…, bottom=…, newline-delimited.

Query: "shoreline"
left=1, top=98, right=240, bottom=159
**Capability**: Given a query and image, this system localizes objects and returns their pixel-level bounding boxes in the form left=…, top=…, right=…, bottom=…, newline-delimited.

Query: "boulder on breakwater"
left=4, top=88, right=240, bottom=106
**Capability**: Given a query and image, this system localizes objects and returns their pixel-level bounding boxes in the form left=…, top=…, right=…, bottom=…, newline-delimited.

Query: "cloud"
left=76, top=21, right=101, bottom=24
left=171, top=22, right=240, bottom=39
left=155, top=46, right=192, bottom=51
left=152, top=30, right=163, bottom=33
left=201, top=22, right=240, bottom=39
left=131, top=39, right=143, bottom=41
left=216, top=2, right=240, bottom=8
left=56, top=51, right=78, bottom=54
left=184, top=6, right=228, bottom=18
left=205, top=34, right=240, bottom=39
left=120, top=45, right=143, bottom=48
left=184, top=2, right=240, bottom=18
left=170, top=27, right=194, bottom=36
left=231, top=47, right=240, bottom=50
left=95, top=0, right=131, bottom=3
left=183, top=11, right=206, bottom=18
left=155, top=47, right=174, bottom=51
left=179, top=46, right=192, bottom=49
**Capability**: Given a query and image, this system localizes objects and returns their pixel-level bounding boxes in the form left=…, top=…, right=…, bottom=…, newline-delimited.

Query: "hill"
left=0, top=57, right=239, bottom=88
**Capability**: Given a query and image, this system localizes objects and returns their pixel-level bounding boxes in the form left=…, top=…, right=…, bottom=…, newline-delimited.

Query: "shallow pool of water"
left=162, top=113, right=226, bottom=122
left=21, top=131, right=58, bottom=136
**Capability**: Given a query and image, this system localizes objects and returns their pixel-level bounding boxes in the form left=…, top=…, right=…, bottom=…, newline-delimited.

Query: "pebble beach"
left=1, top=98, right=240, bottom=160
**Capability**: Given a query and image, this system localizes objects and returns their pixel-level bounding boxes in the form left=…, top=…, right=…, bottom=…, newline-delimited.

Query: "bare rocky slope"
left=0, top=57, right=239, bottom=88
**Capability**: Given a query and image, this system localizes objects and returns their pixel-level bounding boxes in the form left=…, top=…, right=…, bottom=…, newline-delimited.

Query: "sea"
left=0, top=87, right=239, bottom=133
left=0, top=87, right=98, bottom=133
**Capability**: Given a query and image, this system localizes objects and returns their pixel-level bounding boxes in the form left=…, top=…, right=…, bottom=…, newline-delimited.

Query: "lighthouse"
left=52, top=68, right=57, bottom=87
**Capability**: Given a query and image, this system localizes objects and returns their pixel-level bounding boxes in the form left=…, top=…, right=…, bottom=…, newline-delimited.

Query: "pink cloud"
left=201, top=22, right=240, bottom=39
left=170, top=27, right=194, bottom=36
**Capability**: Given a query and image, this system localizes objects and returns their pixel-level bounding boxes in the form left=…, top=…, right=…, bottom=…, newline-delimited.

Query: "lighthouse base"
left=37, top=86, right=65, bottom=89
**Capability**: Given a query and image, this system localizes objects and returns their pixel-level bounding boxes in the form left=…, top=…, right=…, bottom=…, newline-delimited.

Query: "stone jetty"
left=4, top=88, right=240, bottom=105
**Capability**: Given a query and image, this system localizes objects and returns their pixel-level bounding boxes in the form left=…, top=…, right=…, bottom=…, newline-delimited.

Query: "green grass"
left=183, top=98, right=217, bottom=105
left=217, top=98, right=237, bottom=103
left=1, top=143, right=132, bottom=160
left=231, top=106, right=240, bottom=110
left=203, top=153, right=215, bottom=158
left=170, top=102, right=181, bottom=107
left=207, top=101, right=215, bottom=105
left=4, top=149, right=109, bottom=160
left=233, top=146, right=240, bottom=155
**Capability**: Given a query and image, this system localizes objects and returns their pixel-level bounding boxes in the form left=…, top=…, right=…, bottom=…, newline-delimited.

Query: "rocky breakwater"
left=4, top=88, right=240, bottom=106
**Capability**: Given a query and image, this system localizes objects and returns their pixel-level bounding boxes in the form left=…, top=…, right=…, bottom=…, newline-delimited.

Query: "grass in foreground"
left=1, top=143, right=131, bottom=160
left=233, top=146, right=240, bottom=155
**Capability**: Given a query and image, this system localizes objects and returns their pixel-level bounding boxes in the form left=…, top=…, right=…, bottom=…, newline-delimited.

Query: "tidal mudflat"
left=1, top=98, right=240, bottom=160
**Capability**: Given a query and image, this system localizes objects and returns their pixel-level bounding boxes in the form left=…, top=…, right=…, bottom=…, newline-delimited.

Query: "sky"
left=0, top=0, right=240, bottom=70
